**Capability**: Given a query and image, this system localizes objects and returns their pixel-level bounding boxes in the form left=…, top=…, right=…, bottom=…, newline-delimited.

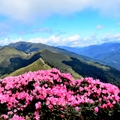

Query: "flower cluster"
left=0, top=68, right=120, bottom=120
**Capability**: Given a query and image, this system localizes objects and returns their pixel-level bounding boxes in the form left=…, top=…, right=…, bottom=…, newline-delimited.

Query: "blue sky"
left=0, top=0, right=120, bottom=47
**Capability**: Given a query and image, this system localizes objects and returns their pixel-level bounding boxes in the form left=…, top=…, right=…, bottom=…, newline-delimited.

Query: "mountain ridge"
left=0, top=42, right=120, bottom=85
left=58, top=42, right=120, bottom=70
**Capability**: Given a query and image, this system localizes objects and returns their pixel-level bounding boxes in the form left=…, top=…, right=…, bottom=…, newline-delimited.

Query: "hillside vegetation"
left=9, top=58, right=51, bottom=76
left=59, top=42, right=120, bottom=70
left=0, top=42, right=120, bottom=86
left=0, top=68, right=119, bottom=120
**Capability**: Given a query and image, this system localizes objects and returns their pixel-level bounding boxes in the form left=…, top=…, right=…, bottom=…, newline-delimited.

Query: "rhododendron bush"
left=0, top=68, right=120, bottom=120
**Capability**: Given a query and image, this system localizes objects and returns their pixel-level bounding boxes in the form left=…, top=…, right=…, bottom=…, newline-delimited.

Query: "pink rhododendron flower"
left=35, top=102, right=41, bottom=109
left=94, top=107, right=99, bottom=113
left=0, top=68, right=119, bottom=120
left=11, top=114, right=25, bottom=120
left=0, top=114, right=8, bottom=119
left=75, top=106, right=80, bottom=111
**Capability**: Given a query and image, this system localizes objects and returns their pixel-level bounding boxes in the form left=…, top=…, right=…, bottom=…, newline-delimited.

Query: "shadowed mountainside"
left=58, top=42, right=120, bottom=70
left=0, top=45, right=120, bottom=85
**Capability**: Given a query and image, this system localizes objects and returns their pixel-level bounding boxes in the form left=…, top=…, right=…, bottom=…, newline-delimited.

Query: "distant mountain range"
left=0, top=41, right=120, bottom=86
left=59, top=42, right=120, bottom=70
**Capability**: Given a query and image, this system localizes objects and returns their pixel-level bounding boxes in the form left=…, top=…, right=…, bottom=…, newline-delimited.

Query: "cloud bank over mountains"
left=1, top=33, right=120, bottom=47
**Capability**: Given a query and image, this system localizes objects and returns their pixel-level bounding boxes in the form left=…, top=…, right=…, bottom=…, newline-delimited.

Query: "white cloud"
left=28, top=33, right=120, bottom=47
left=28, top=34, right=99, bottom=47
left=0, top=38, right=23, bottom=45
left=28, top=35, right=81, bottom=47
left=0, top=0, right=31, bottom=21
left=0, top=35, right=83, bottom=46
left=102, top=33, right=120, bottom=43
left=0, top=0, right=120, bottom=22
left=1, top=33, right=120, bottom=47
left=96, top=25, right=104, bottom=30
left=0, top=0, right=90, bottom=22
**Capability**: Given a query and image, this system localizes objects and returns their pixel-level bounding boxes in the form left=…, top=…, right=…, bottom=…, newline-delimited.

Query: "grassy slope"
left=0, top=47, right=27, bottom=67
left=40, top=49, right=82, bottom=79
left=0, top=47, right=41, bottom=78
left=63, top=57, right=120, bottom=85
left=0, top=45, right=120, bottom=85
left=9, top=58, right=51, bottom=76
left=9, top=49, right=82, bottom=79
left=8, top=49, right=120, bottom=85
left=0, top=47, right=30, bottom=77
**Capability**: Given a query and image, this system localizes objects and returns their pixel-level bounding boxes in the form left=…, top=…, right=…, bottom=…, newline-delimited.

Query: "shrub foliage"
left=0, top=68, right=120, bottom=120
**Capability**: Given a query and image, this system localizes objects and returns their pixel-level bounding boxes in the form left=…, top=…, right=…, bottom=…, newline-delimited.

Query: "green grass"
left=0, top=47, right=28, bottom=67
left=0, top=45, right=120, bottom=86
left=9, top=58, right=51, bottom=76
left=40, top=49, right=82, bottom=79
